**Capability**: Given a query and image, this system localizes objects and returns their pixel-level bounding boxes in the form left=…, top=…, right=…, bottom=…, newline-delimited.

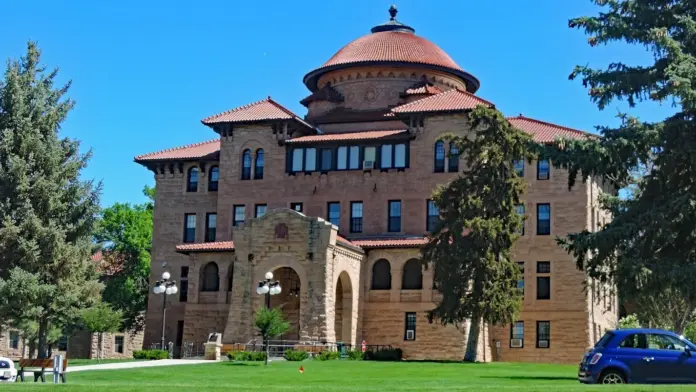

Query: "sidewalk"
left=66, top=359, right=216, bottom=373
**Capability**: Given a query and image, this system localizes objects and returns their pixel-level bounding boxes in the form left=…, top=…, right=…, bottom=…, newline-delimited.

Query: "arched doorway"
left=334, top=271, right=353, bottom=345
left=269, top=267, right=301, bottom=341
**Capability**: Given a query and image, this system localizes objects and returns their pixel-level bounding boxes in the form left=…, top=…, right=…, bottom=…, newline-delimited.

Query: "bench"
left=17, top=358, right=67, bottom=383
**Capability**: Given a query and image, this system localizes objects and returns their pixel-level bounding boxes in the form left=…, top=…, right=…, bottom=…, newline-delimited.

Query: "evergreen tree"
left=0, top=42, right=102, bottom=358
left=422, top=106, right=532, bottom=362
left=542, top=0, right=696, bottom=333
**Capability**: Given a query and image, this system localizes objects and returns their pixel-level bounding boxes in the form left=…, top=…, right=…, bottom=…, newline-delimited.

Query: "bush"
left=617, top=314, right=641, bottom=329
left=316, top=350, right=340, bottom=361
left=132, top=349, right=168, bottom=360
left=364, top=348, right=402, bottom=361
left=347, top=350, right=364, bottom=360
left=226, top=350, right=266, bottom=361
left=283, top=349, right=309, bottom=361
left=685, top=321, right=696, bottom=343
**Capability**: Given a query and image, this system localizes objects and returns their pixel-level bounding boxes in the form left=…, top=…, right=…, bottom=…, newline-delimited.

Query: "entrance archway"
left=334, top=271, right=353, bottom=344
left=270, top=267, right=301, bottom=341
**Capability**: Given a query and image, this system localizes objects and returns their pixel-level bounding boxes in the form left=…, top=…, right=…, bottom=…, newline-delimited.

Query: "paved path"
left=66, top=359, right=216, bottom=373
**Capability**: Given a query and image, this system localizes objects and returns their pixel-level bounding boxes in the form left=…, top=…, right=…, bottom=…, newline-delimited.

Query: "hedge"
left=283, top=349, right=309, bottom=361
left=227, top=350, right=266, bottom=361
left=132, top=349, right=168, bottom=360
left=316, top=350, right=340, bottom=361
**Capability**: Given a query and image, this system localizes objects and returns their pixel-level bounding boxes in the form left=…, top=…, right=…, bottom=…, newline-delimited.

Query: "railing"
left=181, top=341, right=206, bottom=358
left=222, top=340, right=394, bottom=358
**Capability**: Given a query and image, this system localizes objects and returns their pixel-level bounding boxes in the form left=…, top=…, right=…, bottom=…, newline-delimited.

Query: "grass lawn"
left=67, top=359, right=143, bottom=366
left=4, top=360, right=696, bottom=391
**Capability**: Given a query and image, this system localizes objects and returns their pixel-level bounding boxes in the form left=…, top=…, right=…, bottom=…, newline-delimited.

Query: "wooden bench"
left=17, top=358, right=67, bottom=383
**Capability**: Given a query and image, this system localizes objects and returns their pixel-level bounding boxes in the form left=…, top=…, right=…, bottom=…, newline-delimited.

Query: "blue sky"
left=1, top=0, right=671, bottom=207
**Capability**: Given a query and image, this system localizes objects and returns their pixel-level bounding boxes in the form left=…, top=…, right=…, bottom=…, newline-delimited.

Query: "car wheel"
left=600, top=370, right=626, bottom=384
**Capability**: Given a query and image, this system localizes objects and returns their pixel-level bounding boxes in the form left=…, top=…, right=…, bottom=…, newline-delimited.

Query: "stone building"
left=135, top=7, right=617, bottom=363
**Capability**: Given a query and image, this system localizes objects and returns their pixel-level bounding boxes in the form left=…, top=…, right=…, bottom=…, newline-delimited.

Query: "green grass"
left=4, top=360, right=696, bottom=391
left=67, top=359, right=143, bottom=366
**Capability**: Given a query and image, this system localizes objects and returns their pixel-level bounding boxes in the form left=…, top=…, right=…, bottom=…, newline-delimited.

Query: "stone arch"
left=269, top=267, right=302, bottom=340
left=402, top=258, right=423, bottom=290
left=371, top=259, right=392, bottom=290
left=334, top=271, right=354, bottom=344
left=201, top=262, right=220, bottom=292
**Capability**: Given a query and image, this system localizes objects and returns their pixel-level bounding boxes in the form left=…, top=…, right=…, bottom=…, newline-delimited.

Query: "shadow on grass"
left=223, top=362, right=262, bottom=367
left=481, top=375, right=577, bottom=381
left=402, top=360, right=485, bottom=364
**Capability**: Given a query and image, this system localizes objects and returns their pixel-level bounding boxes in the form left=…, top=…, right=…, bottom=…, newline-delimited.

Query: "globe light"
left=170, top=286, right=178, bottom=294
left=158, top=284, right=166, bottom=293
left=261, top=284, right=270, bottom=294
left=256, top=285, right=265, bottom=295
left=165, top=287, right=173, bottom=295
left=265, top=272, right=274, bottom=280
left=268, top=285, right=277, bottom=295
left=272, top=285, right=281, bottom=295
left=153, top=286, right=161, bottom=294
left=162, top=271, right=171, bottom=280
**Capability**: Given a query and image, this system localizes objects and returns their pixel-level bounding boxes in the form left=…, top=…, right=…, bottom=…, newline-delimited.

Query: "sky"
left=0, top=0, right=673, bottom=207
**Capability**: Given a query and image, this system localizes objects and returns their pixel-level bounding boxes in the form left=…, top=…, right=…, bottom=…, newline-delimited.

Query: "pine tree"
left=0, top=42, right=102, bottom=358
left=541, top=0, right=696, bottom=333
left=423, top=106, right=532, bottom=362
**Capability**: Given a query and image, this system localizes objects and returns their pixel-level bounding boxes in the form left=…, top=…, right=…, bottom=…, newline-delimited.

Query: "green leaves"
left=254, top=307, right=290, bottom=340
left=80, top=302, right=123, bottom=334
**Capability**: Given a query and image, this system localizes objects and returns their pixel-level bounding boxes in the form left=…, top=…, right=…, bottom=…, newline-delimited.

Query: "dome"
left=303, top=6, right=479, bottom=93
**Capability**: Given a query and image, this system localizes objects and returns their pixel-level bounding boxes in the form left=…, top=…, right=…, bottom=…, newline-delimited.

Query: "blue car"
left=579, top=328, right=696, bottom=384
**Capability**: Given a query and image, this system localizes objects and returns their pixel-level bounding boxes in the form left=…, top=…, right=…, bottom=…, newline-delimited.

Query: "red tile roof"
left=350, top=237, right=429, bottom=249
left=134, top=139, right=220, bottom=162
left=176, top=241, right=234, bottom=254
left=286, top=129, right=408, bottom=144
left=391, top=89, right=494, bottom=114
left=404, top=84, right=442, bottom=96
left=507, top=116, right=593, bottom=143
left=201, top=97, right=302, bottom=125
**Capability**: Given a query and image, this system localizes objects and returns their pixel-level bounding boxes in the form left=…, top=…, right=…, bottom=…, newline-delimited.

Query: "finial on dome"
left=389, top=5, right=398, bottom=20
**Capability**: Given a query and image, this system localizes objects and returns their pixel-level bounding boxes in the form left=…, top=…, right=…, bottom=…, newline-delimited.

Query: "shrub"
left=226, top=350, right=266, bottom=361
left=316, top=350, right=340, bottom=361
left=364, top=348, right=402, bottom=361
left=685, top=321, right=696, bottom=343
left=617, top=314, right=641, bottom=329
left=283, top=349, right=309, bottom=361
left=347, top=350, right=364, bottom=360
left=132, top=349, right=168, bottom=360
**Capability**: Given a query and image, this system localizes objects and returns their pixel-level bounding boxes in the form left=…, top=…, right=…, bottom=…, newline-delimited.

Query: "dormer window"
left=187, top=167, right=199, bottom=192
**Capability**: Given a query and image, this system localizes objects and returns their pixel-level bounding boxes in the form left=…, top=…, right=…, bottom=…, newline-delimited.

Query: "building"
left=135, top=7, right=617, bottom=363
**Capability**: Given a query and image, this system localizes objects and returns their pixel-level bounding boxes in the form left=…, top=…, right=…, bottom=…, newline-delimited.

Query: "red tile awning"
left=134, top=139, right=220, bottom=162
left=176, top=241, right=235, bottom=254
left=391, top=89, right=494, bottom=114
left=285, top=129, right=408, bottom=144
left=507, top=116, right=593, bottom=143
left=350, top=237, right=429, bottom=249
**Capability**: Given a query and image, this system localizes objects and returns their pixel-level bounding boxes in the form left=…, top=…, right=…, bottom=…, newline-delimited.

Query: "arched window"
left=371, top=259, right=392, bottom=290
left=434, top=141, right=445, bottom=173
left=448, top=142, right=459, bottom=173
left=187, top=167, right=199, bottom=192
left=254, top=149, right=264, bottom=180
left=402, top=259, right=423, bottom=290
left=241, top=149, right=251, bottom=180
left=201, top=262, right=220, bottom=292
left=208, top=166, right=219, bottom=192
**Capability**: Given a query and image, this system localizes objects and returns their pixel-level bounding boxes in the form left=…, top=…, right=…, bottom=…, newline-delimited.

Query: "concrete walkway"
left=66, top=359, right=216, bottom=373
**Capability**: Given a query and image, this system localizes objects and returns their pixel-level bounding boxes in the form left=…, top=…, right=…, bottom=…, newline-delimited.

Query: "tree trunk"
left=264, top=334, right=269, bottom=366
left=464, top=315, right=482, bottom=362
left=28, top=339, right=36, bottom=359
left=37, top=318, right=49, bottom=359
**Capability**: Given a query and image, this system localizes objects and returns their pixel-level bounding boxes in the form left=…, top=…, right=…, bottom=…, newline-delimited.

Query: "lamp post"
left=256, top=271, right=281, bottom=362
left=153, top=271, right=178, bottom=351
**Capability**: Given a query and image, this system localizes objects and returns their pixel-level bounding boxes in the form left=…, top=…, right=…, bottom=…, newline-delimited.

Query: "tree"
left=254, top=307, right=289, bottom=365
left=0, top=42, right=103, bottom=358
left=94, top=185, right=153, bottom=331
left=80, top=302, right=123, bottom=361
left=616, top=314, right=641, bottom=329
left=540, top=0, right=696, bottom=334
left=422, top=106, right=532, bottom=362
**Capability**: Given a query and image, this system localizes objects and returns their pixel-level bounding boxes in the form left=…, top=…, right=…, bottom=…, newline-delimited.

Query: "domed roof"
left=303, top=6, right=479, bottom=93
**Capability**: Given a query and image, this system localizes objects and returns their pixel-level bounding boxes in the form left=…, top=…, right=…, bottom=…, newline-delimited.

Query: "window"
left=402, top=259, right=423, bottom=290
left=254, top=149, right=264, bottom=179
left=537, top=261, right=551, bottom=273
left=186, top=167, right=198, bottom=192
left=205, top=213, right=217, bottom=242
left=350, top=202, right=363, bottom=233
left=537, top=204, right=551, bottom=235
left=320, top=148, right=333, bottom=171
left=536, top=321, right=550, bottom=348
left=381, top=144, right=393, bottom=168
left=537, top=160, right=550, bottom=180
left=57, top=335, right=68, bottom=351
left=9, top=331, right=19, bottom=349
left=371, top=259, right=391, bottom=290
left=517, top=262, right=525, bottom=294
left=292, top=149, right=303, bottom=172
left=434, top=141, right=445, bottom=172
left=180, top=266, right=189, bottom=302
left=201, top=262, right=220, bottom=292
left=233, top=205, right=245, bottom=227
left=388, top=200, right=401, bottom=232
left=242, top=149, right=251, bottom=180
left=537, top=277, right=551, bottom=300
left=427, top=200, right=440, bottom=233
left=448, top=142, right=459, bottom=172
left=516, top=205, right=525, bottom=235
left=290, top=203, right=303, bottom=213
left=255, top=204, right=267, bottom=218
left=364, top=146, right=376, bottom=168
left=349, top=146, right=360, bottom=169
left=328, top=202, right=340, bottom=228
left=337, top=146, right=347, bottom=170
left=305, top=148, right=316, bottom=171
left=183, top=214, right=196, bottom=243
left=404, top=312, right=417, bottom=341
left=208, top=166, right=219, bottom=191
left=395, top=144, right=406, bottom=168
left=510, top=321, right=524, bottom=348
left=513, top=160, right=524, bottom=177
left=115, top=336, right=124, bottom=354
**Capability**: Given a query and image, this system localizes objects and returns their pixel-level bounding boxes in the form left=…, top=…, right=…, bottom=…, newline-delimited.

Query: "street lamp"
left=153, top=271, right=177, bottom=350
left=256, top=271, right=281, bottom=309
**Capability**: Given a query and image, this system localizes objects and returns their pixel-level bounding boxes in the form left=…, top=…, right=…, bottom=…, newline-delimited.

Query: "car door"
left=614, top=333, right=653, bottom=383
left=643, top=333, right=684, bottom=383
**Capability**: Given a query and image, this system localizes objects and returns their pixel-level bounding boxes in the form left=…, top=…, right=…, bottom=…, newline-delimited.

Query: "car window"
left=646, top=333, right=688, bottom=351
left=619, top=333, right=647, bottom=349
left=0, top=360, right=10, bottom=369
left=595, top=332, right=614, bottom=348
